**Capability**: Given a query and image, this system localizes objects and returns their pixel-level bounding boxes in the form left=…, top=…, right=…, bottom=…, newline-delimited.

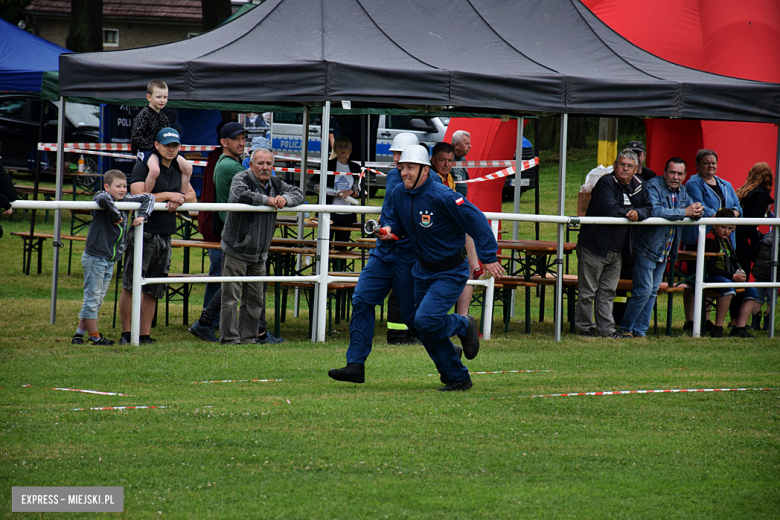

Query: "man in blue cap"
left=119, top=127, right=186, bottom=344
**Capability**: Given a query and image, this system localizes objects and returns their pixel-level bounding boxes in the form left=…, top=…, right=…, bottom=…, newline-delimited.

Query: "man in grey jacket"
left=220, top=148, right=304, bottom=344
left=618, top=158, right=703, bottom=337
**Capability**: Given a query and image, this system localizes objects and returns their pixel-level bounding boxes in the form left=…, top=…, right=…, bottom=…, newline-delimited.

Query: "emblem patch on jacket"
left=419, top=210, right=433, bottom=228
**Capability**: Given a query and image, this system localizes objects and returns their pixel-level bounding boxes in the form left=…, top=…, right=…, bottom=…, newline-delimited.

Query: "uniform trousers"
left=347, top=246, right=416, bottom=364
left=412, top=261, right=470, bottom=383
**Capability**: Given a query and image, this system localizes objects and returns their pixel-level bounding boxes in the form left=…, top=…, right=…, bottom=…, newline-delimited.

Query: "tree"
left=65, top=0, right=102, bottom=52
left=202, top=0, right=232, bottom=32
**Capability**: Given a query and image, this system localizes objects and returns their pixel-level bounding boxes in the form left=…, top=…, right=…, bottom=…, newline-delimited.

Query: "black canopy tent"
left=48, top=0, right=780, bottom=340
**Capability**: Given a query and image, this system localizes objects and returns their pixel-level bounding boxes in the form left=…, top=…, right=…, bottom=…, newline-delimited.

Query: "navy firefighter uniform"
left=344, top=167, right=418, bottom=364
left=385, top=174, right=499, bottom=383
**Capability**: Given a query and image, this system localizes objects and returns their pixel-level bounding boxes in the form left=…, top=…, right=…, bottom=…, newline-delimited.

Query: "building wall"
left=30, top=17, right=200, bottom=50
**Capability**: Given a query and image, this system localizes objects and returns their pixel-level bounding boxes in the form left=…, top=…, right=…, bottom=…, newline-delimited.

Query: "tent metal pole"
left=313, top=101, right=331, bottom=342
left=295, top=105, right=311, bottom=317
left=770, top=126, right=780, bottom=338
left=534, top=118, right=541, bottom=240
left=512, top=116, right=524, bottom=237
left=555, top=113, right=568, bottom=342
left=510, top=116, right=524, bottom=321
left=49, top=97, right=66, bottom=325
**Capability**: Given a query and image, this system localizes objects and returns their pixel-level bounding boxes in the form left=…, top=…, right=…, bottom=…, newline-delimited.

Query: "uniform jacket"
left=221, top=170, right=304, bottom=263
left=578, top=173, right=652, bottom=258
left=84, top=191, right=154, bottom=262
left=682, top=173, right=740, bottom=246
left=384, top=174, right=498, bottom=267
left=634, top=176, right=693, bottom=264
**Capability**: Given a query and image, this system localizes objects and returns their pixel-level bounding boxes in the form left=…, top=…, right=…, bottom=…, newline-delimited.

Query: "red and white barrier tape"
left=429, top=369, right=554, bottom=376
left=529, top=387, right=775, bottom=398
left=71, top=405, right=168, bottom=411
left=458, top=158, right=539, bottom=184
left=192, top=378, right=282, bottom=384
left=52, top=387, right=132, bottom=396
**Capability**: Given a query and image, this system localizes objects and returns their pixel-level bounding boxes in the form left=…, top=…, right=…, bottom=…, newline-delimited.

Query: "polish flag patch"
left=455, top=197, right=465, bottom=206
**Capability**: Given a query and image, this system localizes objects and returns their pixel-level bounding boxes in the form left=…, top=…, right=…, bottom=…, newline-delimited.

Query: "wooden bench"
left=10, top=231, right=87, bottom=275
left=486, top=276, right=539, bottom=333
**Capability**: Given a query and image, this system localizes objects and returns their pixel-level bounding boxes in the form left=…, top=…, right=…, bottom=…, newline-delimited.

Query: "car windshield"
left=66, top=102, right=100, bottom=128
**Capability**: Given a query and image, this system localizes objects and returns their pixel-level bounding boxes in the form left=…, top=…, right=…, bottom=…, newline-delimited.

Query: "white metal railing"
left=10, top=200, right=780, bottom=343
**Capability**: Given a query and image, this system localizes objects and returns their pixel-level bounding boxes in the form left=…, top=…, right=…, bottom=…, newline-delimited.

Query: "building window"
left=103, top=29, right=119, bottom=47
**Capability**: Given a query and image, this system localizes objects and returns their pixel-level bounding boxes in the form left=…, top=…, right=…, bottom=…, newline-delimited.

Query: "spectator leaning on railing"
left=576, top=148, right=652, bottom=339
left=618, top=158, right=703, bottom=338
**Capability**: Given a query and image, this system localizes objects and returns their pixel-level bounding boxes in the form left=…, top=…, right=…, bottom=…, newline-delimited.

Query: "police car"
left=269, top=113, right=448, bottom=196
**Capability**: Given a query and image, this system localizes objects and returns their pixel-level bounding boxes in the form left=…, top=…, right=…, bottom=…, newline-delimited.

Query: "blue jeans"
left=413, top=261, right=471, bottom=383
left=620, top=253, right=666, bottom=337
left=79, top=253, right=115, bottom=320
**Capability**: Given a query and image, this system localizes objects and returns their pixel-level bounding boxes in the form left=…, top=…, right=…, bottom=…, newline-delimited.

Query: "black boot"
left=763, top=313, right=771, bottom=331
left=751, top=313, right=762, bottom=331
left=327, top=363, right=365, bottom=383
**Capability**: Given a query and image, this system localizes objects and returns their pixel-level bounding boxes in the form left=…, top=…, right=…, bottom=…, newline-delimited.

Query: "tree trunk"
left=65, top=0, right=103, bottom=52
left=202, top=0, right=233, bottom=32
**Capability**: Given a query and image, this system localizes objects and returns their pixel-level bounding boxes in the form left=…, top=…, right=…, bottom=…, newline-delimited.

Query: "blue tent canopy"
left=0, top=18, right=70, bottom=92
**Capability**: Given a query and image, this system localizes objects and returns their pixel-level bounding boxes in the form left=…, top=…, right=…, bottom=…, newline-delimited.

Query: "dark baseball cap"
left=626, top=140, right=645, bottom=152
left=156, top=127, right=180, bottom=145
left=221, top=122, right=247, bottom=140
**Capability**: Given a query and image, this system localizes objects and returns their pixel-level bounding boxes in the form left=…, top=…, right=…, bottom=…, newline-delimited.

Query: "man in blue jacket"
left=619, top=158, right=703, bottom=337
left=576, top=149, right=653, bottom=339
left=327, top=133, right=422, bottom=384
left=379, top=145, right=505, bottom=392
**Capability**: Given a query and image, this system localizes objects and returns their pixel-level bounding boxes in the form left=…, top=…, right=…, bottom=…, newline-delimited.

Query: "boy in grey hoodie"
left=72, top=170, right=154, bottom=345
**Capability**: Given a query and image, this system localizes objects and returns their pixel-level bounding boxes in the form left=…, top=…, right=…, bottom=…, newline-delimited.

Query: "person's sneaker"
left=437, top=378, right=473, bottom=392
left=580, top=327, right=598, bottom=337
left=710, top=326, right=724, bottom=338
left=458, top=315, right=480, bottom=360
left=454, top=345, right=463, bottom=359
left=620, top=331, right=634, bottom=339
left=188, top=321, right=217, bottom=343
left=71, top=334, right=84, bottom=345
left=605, top=331, right=628, bottom=339
left=683, top=321, right=694, bottom=332
left=327, top=363, right=365, bottom=383
left=119, top=332, right=131, bottom=345
left=705, top=320, right=715, bottom=332
left=139, top=335, right=156, bottom=345
left=257, top=331, right=285, bottom=344
left=88, top=334, right=115, bottom=346
left=729, top=327, right=755, bottom=339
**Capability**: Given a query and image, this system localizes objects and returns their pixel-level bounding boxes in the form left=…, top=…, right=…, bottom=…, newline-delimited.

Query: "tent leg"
left=49, top=97, right=66, bottom=325
left=295, top=105, right=310, bottom=318
left=769, top=126, right=780, bottom=338
left=555, top=113, right=568, bottom=342
left=313, top=100, right=331, bottom=342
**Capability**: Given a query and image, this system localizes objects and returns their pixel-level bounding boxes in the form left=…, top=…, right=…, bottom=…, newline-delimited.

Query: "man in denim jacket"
left=619, top=158, right=703, bottom=337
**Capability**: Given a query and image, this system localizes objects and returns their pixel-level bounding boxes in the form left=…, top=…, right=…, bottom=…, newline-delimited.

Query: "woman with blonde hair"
left=735, top=162, right=774, bottom=329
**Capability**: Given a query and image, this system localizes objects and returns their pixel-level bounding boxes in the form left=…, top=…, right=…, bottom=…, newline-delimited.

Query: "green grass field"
left=1, top=160, right=778, bottom=518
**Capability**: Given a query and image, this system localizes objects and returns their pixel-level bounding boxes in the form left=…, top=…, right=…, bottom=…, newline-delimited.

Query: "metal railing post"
left=692, top=224, right=707, bottom=338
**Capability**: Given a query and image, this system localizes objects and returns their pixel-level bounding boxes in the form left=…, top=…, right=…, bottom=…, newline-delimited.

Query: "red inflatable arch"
left=583, top=0, right=780, bottom=186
